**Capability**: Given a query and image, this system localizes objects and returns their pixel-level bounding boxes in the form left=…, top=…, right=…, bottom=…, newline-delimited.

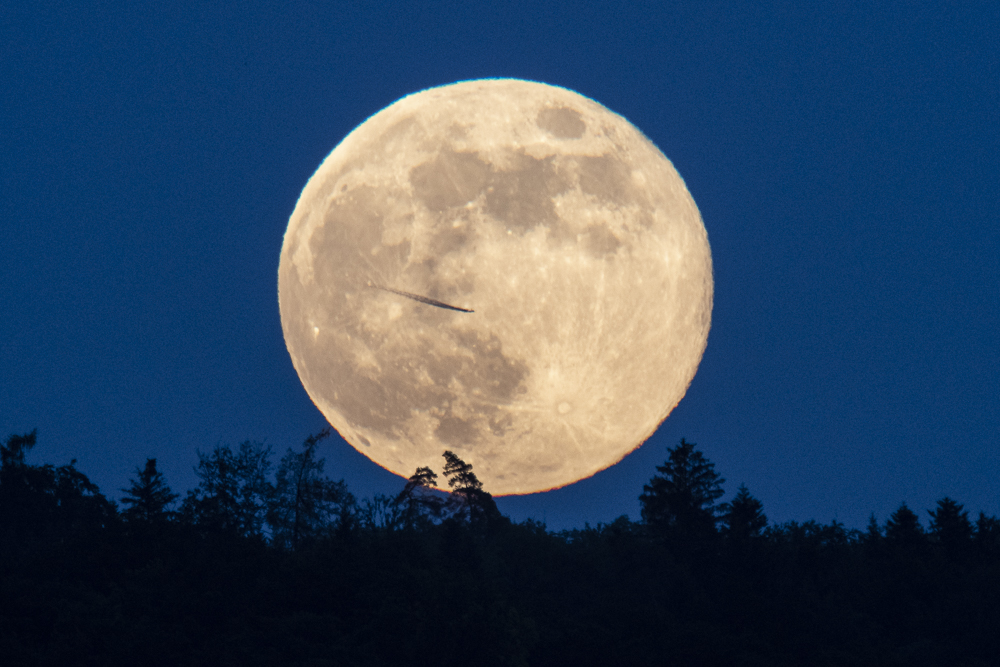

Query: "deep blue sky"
left=3, top=1, right=997, bottom=531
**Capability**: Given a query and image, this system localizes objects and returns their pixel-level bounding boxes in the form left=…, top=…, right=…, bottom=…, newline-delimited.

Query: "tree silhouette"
left=862, top=513, right=882, bottom=546
left=358, top=493, right=402, bottom=531
left=7, top=429, right=1000, bottom=665
left=180, top=440, right=273, bottom=538
left=885, top=502, right=924, bottom=546
left=442, top=451, right=500, bottom=524
left=268, top=430, right=354, bottom=548
left=640, top=438, right=724, bottom=544
left=928, top=497, right=972, bottom=553
left=51, top=459, right=117, bottom=535
left=1, top=430, right=115, bottom=540
left=0, top=431, right=41, bottom=531
left=975, top=512, right=1000, bottom=554
left=719, top=483, right=767, bottom=541
left=121, top=458, right=178, bottom=524
left=395, top=465, right=445, bottom=529
left=0, top=429, right=37, bottom=469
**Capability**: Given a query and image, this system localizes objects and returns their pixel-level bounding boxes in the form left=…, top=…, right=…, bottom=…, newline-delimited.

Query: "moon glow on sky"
left=279, top=79, right=712, bottom=494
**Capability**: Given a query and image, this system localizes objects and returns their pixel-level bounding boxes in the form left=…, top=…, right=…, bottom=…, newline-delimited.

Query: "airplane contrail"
left=370, top=283, right=474, bottom=313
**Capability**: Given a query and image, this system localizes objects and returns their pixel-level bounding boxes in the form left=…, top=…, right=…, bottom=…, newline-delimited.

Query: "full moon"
left=279, top=79, right=712, bottom=494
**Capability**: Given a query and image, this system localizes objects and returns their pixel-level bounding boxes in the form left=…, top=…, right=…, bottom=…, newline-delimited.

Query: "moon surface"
left=278, top=79, right=712, bottom=495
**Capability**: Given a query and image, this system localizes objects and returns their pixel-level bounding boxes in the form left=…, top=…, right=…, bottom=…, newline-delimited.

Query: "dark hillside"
left=3, top=432, right=999, bottom=666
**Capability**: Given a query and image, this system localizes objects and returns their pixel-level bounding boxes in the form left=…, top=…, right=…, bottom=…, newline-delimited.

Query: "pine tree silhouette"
left=395, top=466, right=444, bottom=529
left=121, top=458, right=179, bottom=524
left=442, top=451, right=500, bottom=524
left=640, top=438, right=725, bottom=545
left=720, top=483, right=767, bottom=541
left=885, top=502, right=925, bottom=546
left=928, top=497, right=972, bottom=554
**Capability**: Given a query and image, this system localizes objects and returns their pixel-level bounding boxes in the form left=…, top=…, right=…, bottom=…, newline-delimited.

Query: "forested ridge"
left=2, top=430, right=999, bottom=666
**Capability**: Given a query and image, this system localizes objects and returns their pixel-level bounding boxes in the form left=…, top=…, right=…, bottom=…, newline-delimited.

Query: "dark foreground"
left=2, top=431, right=998, bottom=666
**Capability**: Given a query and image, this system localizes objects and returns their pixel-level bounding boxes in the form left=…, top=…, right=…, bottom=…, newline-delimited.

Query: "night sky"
left=3, top=1, right=997, bottom=531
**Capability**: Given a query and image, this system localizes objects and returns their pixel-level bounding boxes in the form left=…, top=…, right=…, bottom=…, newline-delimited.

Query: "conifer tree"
left=395, top=466, right=444, bottom=529
left=928, top=497, right=972, bottom=553
left=640, top=438, right=725, bottom=542
left=863, top=513, right=882, bottom=545
left=442, top=450, right=500, bottom=524
left=121, top=458, right=178, bottom=524
left=719, top=483, right=767, bottom=541
left=885, top=502, right=924, bottom=545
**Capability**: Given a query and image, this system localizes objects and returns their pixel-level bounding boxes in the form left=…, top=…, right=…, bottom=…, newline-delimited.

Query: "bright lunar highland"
left=279, top=79, right=712, bottom=494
